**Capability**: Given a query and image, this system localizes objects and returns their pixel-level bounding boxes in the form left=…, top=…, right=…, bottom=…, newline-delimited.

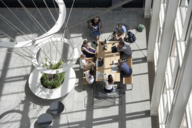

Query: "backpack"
left=111, top=46, right=117, bottom=53
left=128, top=31, right=136, bottom=43
left=138, top=24, right=145, bottom=32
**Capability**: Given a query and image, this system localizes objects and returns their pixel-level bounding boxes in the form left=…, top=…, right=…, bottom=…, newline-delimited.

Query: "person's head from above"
left=118, top=24, right=122, bottom=30
left=80, top=54, right=86, bottom=59
left=89, top=68, right=94, bottom=76
left=89, top=68, right=94, bottom=79
left=94, top=17, right=99, bottom=24
left=83, top=40, right=88, bottom=46
left=108, top=74, right=114, bottom=84
left=118, top=59, right=123, bottom=66
left=118, top=41, right=125, bottom=48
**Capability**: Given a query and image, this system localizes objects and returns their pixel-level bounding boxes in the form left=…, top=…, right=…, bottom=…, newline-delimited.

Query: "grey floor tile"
left=132, top=119, right=143, bottom=128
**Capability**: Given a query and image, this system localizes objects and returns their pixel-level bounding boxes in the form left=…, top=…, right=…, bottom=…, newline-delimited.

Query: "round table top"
left=49, top=101, right=64, bottom=114
left=37, top=113, right=53, bottom=127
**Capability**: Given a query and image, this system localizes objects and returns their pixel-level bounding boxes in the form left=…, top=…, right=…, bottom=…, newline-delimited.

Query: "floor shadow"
left=132, top=57, right=147, bottom=64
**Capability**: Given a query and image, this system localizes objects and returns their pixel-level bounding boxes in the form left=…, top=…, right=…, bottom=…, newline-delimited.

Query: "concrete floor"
left=0, top=8, right=158, bottom=128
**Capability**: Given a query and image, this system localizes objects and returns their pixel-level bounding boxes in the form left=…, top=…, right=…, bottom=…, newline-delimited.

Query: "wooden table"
left=96, top=41, right=120, bottom=82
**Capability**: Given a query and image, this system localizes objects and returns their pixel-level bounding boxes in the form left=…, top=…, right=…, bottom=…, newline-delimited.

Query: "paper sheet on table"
left=111, top=65, right=118, bottom=72
left=96, top=71, right=103, bottom=80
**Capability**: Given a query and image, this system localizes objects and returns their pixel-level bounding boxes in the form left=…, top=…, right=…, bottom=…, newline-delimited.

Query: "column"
left=150, top=0, right=180, bottom=115
left=167, top=36, right=192, bottom=128
left=181, top=0, right=192, bottom=40
left=147, top=0, right=161, bottom=62
left=144, top=0, right=152, bottom=18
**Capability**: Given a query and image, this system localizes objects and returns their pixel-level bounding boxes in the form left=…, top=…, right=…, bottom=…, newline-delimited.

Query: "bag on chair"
left=128, top=31, right=136, bottom=43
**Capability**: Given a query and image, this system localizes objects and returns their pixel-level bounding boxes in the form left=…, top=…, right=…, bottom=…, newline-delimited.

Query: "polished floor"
left=0, top=8, right=158, bottom=128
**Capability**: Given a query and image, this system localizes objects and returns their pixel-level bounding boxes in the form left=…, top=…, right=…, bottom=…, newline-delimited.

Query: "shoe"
left=92, top=41, right=97, bottom=46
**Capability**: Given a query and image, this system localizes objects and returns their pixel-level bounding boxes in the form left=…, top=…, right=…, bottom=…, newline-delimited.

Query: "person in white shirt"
left=80, top=54, right=95, bottom=71
left=103, top=74, right=114, bottom=93
left=85, top=68, right=95, bottom=84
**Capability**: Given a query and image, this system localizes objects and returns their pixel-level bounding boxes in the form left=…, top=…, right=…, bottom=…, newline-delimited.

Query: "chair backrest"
left=87, top=16, right=102, bottom=30
left=117, top=23, right=129, bottom=32
left=92, top=85, right=122, bottom=98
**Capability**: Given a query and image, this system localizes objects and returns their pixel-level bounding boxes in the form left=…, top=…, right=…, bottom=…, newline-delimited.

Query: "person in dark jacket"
left=118, top=59, right=132, bottom=77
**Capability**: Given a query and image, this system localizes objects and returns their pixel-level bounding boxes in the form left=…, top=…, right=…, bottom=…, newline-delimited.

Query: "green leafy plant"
left=40, top=58, right=65, bottom=89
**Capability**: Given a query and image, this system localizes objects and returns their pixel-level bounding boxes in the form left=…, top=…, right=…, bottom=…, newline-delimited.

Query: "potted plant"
left=40, top=58, right=65, bottom=89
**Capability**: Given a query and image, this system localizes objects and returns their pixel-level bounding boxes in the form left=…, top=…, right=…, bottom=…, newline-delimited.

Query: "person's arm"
left=87, top=45, right=96, bottom=51
left=98, top=22, right=100, bottom=30
left=128, top=45, right=132, bottom=55
left=90, top=22, right=93, bottom=27
left=85, top=59, right=92, bottom=63
left=82, top=47, right=96, bottom=54
left=80, top=59, right=87, bottom=67
left=85, top=70, right=89, bottom=77
left=115, top=30, right=119, bottom=39
left=119, top=32, right=125, bottom=39
left=119, top=65, right=122, bottom=72
left=103, top=79, right=108, bottom=85
left=117, top=44, right=122, bottom=51
left=84, top=61, right=87, bottom=67
left=90, top=21, right=96, bottom=29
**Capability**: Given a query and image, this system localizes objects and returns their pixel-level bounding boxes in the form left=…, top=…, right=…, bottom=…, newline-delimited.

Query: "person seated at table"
left=114, top=24, right=127, bottom=42
left=90, top=16, right=101, bottom=41
left=85, top=68, right=95, bottom=84
left=80, top=54, right=95, bottom=71
left=103, top=74, right=114, bottom=93
left=117, top=41, right=132, bottom=60
left=118, top=59, right=132, bottom=78
left=81, top=40, right=96, bottom=58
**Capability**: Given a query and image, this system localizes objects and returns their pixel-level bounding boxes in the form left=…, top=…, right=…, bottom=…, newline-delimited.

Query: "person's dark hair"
left=119, top=41, right=125, bottom=45
left=118, top=24, right=122, bottom=28
left=89, top=68, right=94, bottom=78
left=83, top=40, right=88, bottom=45
left=108, top=75, right=113, bottom=84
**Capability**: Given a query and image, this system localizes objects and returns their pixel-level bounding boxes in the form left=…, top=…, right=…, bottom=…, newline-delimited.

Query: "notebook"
left=96, top=71, right=103, bottom=80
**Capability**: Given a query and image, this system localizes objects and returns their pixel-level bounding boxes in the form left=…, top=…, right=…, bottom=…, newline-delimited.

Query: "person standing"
left=90, top=17, right=101, bottom=41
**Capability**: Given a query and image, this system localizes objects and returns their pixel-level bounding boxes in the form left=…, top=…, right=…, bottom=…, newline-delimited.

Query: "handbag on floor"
left=128, top=31, right=136, bottom=43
